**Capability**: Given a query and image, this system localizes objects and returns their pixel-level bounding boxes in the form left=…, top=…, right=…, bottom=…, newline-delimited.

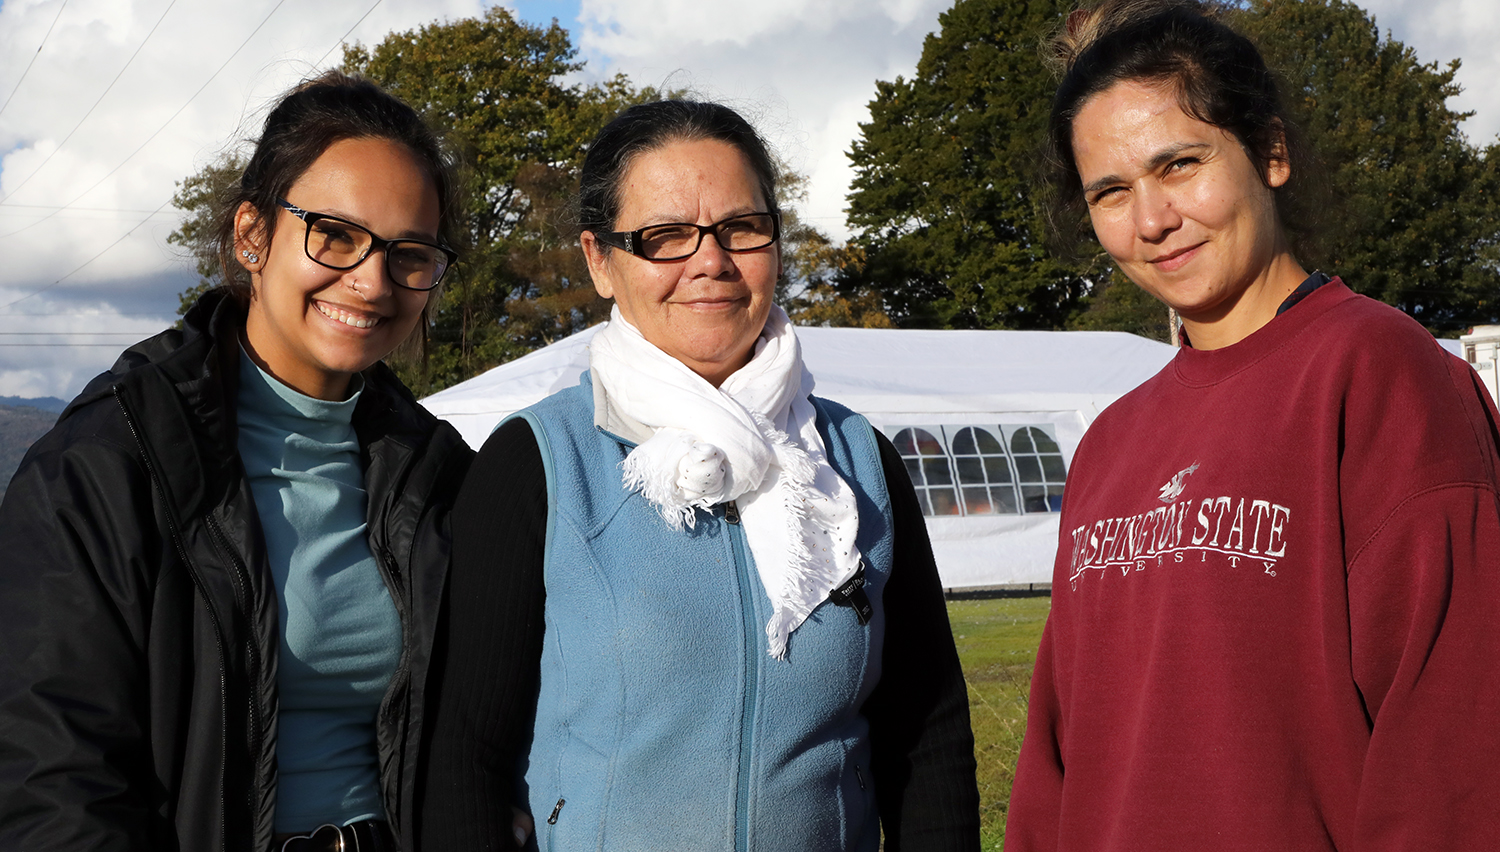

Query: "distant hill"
left=0, top=395, right=66, bottom=413
left=0, top=403, right=61, bottom=502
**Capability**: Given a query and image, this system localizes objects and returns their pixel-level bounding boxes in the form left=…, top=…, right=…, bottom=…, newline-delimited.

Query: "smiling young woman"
left=1006, top=2, right=1500, bottom=850
left=0, top=72, right=474, bottom=852
left=236, top=135, right=441, bottom=401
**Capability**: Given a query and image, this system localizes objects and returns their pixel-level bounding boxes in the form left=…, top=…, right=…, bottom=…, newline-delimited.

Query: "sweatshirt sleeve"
left=0, top=431, right=159, bottom=851
left=864, top=432, right=981, bottom=851
left=418, top=418, right=548, bottom=850
left=1345, top=483, right=1500, bottom=849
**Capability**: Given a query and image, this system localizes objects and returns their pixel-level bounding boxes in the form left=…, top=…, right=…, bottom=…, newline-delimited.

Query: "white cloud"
left=1, top=0, right=1495, bottom=399
left=576, top=0, right=950, bottom=241
left=1359, top=0, right=1500, bottom=145
left=0, top=0, right=487, bottom=398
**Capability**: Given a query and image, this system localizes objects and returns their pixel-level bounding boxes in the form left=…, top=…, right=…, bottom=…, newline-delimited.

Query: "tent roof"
left=422, top=324, right=1177, bottom=449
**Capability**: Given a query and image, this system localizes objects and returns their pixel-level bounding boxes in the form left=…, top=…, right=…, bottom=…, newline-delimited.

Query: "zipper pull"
left=855, top=764, right=867, bottom=790
left=828, top=560, right=873, bottom=625
left=547, top=797, right=566, bottom=825
left=724, top=501, right=741, bottom=525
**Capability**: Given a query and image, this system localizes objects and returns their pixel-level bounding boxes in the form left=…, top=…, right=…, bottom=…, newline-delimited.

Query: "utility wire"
left=0, top=0, right=370, bottom=315
left=0, top=0, right=290, bottom=244
left=0, top=0, right=70, bottom=121
left=0, top=0, right=178, bottom=205
left=0, top=204, right=173, bottom=213
left=0, top=198, right=174, bottom=311
left=315, top=0, right=383, bottom=68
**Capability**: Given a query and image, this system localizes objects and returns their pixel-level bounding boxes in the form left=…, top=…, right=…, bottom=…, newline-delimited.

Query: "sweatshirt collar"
left=1170, top=277, right=1354, bottom=387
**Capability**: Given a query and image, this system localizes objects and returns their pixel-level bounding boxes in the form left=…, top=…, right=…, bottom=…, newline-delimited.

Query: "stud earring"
left=240, top=249, right=260, bottom=264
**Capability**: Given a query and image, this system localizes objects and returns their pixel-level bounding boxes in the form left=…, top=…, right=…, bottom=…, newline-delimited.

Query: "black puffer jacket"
left=0, top=290, right=471, bottom=852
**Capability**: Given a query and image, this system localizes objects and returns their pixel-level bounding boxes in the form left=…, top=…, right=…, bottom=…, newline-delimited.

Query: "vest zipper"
left=725, top=499, right=756, bottom=851
left=547, top=797, right=566, bottom=825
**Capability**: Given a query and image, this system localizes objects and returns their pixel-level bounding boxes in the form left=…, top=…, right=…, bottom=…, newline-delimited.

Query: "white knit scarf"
left=589, top=305, right=863, bottom=659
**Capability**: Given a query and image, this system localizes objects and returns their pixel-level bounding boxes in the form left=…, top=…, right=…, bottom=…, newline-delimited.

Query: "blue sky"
left=0, top=0, right=1494, bottom=400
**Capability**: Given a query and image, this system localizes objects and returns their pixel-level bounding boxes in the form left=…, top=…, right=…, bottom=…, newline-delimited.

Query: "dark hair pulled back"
left=1044, top=0, right=1321, bottom=257
left=210, top=69, right=458, bottom=303
left=577, top=100, right=779, bottom=240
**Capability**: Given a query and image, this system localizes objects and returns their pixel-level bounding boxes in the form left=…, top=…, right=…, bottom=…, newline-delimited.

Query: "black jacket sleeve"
left=0, top=422, right=160, bottom=851
left=418, top=418, right=548, bottom=850
left=865, top=432, right=981, bottom=851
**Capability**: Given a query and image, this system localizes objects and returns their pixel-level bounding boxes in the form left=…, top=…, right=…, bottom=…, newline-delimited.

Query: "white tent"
left=422, top=325, right=1177, bottom=587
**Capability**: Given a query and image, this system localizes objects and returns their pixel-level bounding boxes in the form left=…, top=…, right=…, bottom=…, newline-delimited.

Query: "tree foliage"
left=165, top=154, right=244, bottom=318
left=343, top=8, right=659, bottom=392
left=844, top=0, right=1500, bottom=338
left=169, top=8, right=854, bottom=394
left=166, top=9, right=660, bottom=394
left=1234, top=0, right=1500, bottom=333
left=843, top=0, right=1091, bottom=330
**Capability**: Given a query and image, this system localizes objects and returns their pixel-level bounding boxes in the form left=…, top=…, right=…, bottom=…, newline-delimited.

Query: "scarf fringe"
left=758, top=414, right=828, bottom=660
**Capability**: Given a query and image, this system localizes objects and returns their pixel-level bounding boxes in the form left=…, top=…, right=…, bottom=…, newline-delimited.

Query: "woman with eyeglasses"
left=0, top=71, right=471, bottom=852
left=419, top=99, right=980, bottom=851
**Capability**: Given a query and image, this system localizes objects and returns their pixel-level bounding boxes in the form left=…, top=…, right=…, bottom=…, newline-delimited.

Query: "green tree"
left=845, top=0, right=1500, bottom=338
left=344, top=9, right=659, bottom=392
left=1235, top=0, right=1500, bottom=333
left=167, top=10, right=662, bottom=393
left=843, top=0, right=1091, bottom=330
left=775, top=162, right=894, bottom=328
left=165, top=154, right=244, bottom=318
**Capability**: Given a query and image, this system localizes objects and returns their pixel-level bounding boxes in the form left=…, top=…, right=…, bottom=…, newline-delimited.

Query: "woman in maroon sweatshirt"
left=1006, top=2, right=1500, bottom=850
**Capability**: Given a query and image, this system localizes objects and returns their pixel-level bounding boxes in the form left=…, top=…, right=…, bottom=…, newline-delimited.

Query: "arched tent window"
left=1010, top=426, right=1067, bottom=512
left=892, top=428, right=960, bottom=516
left=950, top=427, right=1019, bottom=515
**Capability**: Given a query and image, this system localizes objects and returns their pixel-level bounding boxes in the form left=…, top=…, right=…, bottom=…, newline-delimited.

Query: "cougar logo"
left=1158, top=462, right=1200, bottom=503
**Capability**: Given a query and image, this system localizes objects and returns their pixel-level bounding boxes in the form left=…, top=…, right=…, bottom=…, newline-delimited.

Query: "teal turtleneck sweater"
left=235, top=348, right=402, bottom=832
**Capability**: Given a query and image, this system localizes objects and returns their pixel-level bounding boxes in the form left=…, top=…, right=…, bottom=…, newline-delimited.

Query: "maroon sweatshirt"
left=1007, top=281, right=1500, bottom=851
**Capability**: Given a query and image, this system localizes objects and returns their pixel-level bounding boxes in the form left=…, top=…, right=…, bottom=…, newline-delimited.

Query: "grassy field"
left=948, top=595, right=1051, bottom=850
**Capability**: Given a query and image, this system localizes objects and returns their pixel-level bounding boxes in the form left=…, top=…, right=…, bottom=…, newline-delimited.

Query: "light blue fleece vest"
left=513, top=376, right=894, bottom=852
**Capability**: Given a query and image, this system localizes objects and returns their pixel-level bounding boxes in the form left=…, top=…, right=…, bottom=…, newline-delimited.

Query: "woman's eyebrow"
left=1082, top=142, right=1211, bottom=196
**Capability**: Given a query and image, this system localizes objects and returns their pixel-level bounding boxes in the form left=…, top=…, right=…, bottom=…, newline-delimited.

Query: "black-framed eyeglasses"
left=276, top=198, right=457, bottom=291
left=592, top=212, right=780, bottom=262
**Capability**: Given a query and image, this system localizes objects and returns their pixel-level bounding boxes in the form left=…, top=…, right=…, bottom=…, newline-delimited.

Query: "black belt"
left=275, top=819, right=396, bottom=852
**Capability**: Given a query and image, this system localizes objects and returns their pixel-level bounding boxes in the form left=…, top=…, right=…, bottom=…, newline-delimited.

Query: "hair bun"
left=1048, top=0, right=1213, bottom=76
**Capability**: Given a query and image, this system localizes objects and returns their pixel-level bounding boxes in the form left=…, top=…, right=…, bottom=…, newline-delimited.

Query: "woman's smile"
left=314, top=299, right=387, bottom=330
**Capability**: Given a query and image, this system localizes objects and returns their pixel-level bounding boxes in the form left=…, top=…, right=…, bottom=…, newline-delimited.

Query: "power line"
left=0, top=203, right=177, bottom=213
left=0, top=0, right=70, bottom=121
left=0, top=0, right=372, bottom=313
left=315, top=0, right=384, bottom=68
left=0, top=197, right=175, bottom=312
left=0, top=0, right=290, bottom=244
left=0, top=0, right=178, bottom=205
left=0, top=0, right=295, bottom=246
left=0, top=312, right=176, bottom=318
